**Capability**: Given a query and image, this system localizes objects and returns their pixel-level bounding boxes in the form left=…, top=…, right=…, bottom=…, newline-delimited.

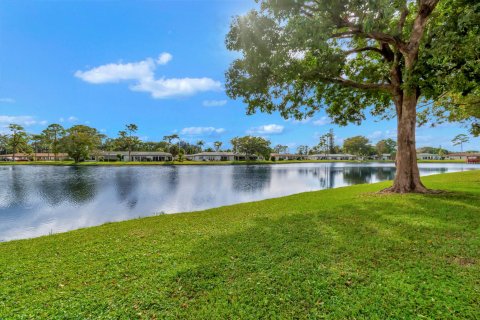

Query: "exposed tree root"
left=379, top=186, right=444, bottom=194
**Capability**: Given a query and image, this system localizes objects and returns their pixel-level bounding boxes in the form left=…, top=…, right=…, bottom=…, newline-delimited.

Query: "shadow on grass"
left=156, top=189, right=480, bottom=319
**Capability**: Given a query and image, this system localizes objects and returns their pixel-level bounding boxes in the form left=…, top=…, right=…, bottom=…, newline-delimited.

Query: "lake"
left=0, top=163, right=478, bottom=241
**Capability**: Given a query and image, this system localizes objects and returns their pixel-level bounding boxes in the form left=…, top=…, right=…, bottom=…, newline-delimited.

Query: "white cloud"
left=368, top=130, right=383, bottom=140
left=157, top=52, right=173, bottom=65
left=247, top=124, right=284, bottom=135
left=75, top=53, right=221, bottom=99
left=286, top=117, right=311, bottom=124
left=313, top=116, right=330, bottom=126
left=368, top=129, right=397, bottom=142
left=180, top=127, right=226, bottom=135
left=75, top=58, right=156, bottom=84
left=0, top=115, right=41, bottom=127
left=59, top=116, right=79, bottom=123
left=0, top=98, right=15, bottom=103
left=202, top=100, right=227, bottom=107
left=130, top=77, right=221, bottom=99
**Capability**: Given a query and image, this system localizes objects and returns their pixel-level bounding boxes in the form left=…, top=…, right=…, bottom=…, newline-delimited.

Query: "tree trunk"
left=388, top=94, right=429, bottom=193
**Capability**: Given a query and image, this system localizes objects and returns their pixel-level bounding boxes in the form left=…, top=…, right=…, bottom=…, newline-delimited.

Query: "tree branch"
left=343, top=46, right=384, bottom=55
left=343, top=46, right=395, bottom=62
left=328, top=77, right=392, bottom=92
left=397, top=5, right=409, bottom=34
left=404, top=0, right=439, bottom=58
left=330, top=30, right=405, bottom=49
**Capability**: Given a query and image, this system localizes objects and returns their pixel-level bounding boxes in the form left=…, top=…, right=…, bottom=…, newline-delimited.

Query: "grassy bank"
left=1, top=171, right=479, bottom=319
left=0, top=159, right=468, bottom=166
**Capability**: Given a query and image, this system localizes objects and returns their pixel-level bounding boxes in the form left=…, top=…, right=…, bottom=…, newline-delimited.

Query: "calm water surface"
left=0, top=163, right=478, bottom=241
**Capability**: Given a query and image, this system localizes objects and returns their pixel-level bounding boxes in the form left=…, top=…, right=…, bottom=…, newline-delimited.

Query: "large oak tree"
left=225, top=0, right=479, bottom=193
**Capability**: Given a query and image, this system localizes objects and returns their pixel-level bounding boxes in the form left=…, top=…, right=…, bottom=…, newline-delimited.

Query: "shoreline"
left=0, top=170, right=479, bottom=318
left=0, top=159, right=469, bottom=166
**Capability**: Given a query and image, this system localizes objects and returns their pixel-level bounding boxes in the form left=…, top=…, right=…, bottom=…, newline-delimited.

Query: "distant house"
left=417, top=153, right=442, bottom=160
left=270, top=153, right=308, bottom=161
left=91, top=151, right=173, bottom=162
left=0, top=153, right=69, bottom=161
left=445, top=152, right=480, bottom=161
left=186, top=152, right=236, bottom=161
left=308, top=153, right=357, bottom=160
left=377, top=153, right=393, bottom=161
left=185, top=152, right=259, bottom=161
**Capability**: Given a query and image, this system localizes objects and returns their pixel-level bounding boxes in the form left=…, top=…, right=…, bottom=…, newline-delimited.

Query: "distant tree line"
left=0, top=123, right=474, bottom=163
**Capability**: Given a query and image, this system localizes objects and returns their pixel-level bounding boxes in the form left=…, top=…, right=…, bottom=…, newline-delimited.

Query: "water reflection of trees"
left=9, top=167, right=27, bottom=205
left=114, top=168, right=139, bottom=209
left=38, top=177, right=68, bottom=206
left=297, top=166, right=342, bottom=189
left=375, top=167, right=396, bottom=181
left=232, top=166, right=272, bottom=193
left=342, top=167, right=373, bottom=185
left=63, top=167, right=97, bottom=205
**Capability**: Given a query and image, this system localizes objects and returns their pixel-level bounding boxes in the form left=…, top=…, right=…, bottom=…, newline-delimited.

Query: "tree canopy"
left=61, top=125, right=103, bottom=163
left=225, top=0, right=480, bottom=192
left=343, top=136, right=373, bottom=157
left=226, top=0, right=479, bottom=123
left=231, top=136, right=271, bottom=159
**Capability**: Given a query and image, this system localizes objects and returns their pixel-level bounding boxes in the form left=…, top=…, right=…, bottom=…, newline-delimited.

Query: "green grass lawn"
left=1, top=171, right=479, bottom=319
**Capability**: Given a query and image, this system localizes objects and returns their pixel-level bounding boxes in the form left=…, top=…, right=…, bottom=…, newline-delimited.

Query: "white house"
left=378, top=153, right=393, bottom=161
left=186, top=152, right=261, bottom=161
left=308, top=153, right=357, bottom=160
left=445, top=152, right=480, bottom=161
left=91, top=151, right=173, bottom=162
left=417, top=153, right=442, bottom=160
left=185, top=152, right=236, bottom=161
left=0, top=153, right=70, bottom=161
left=270, top=153, right=308, bottom=161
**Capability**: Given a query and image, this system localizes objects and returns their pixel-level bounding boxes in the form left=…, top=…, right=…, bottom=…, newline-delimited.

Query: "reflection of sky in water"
left=0, top=163, right=478, bottom=241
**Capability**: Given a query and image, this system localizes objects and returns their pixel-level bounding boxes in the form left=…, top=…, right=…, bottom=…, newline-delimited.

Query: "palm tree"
left=214, top=141, right=222, bottom=152
left=163, top=134, right=180, bottom=146
left=196, top=140, right=205, bottom=152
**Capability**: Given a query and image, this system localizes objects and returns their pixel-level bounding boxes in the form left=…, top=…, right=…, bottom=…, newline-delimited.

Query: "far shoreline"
left=0, top=159, right=471, bottom=166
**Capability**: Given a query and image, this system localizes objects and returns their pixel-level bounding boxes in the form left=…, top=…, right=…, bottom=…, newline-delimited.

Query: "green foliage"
left=1, top=171, right=479, bottom=318
left=42, top=124, right=66, bottom=158
left=61, top=125, right=103, bottom=163
left=225, top=0, right=480, bottom=126
left=273, top=144, right=289, bottom=154
left=418, top=91, right=480, bottom=137
left=451, top=133, right=470, bottom=152
left=117, top=124, right=140, bottom=156
left=343, top=136, right=373, bottom=156
left=7, top=124, right=29, bottom=158
left=417, top=146, right=449, bottom=155
left=169, top=144, right=180, bottom=158
left=177, top=148, right=186, bottom=162
left=375, top=138, right=397, bottom=155
left=231, top=135, right=272, bottom=159
left=214, top=141, right=223, bottom=152
left=0, top=134, right=8, bottom=154
left=296, top=145, right=309, bottom=155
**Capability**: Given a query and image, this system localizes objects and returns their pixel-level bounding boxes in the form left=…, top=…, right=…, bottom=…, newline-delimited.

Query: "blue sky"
left=0, top=0, right=478, bottom=152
